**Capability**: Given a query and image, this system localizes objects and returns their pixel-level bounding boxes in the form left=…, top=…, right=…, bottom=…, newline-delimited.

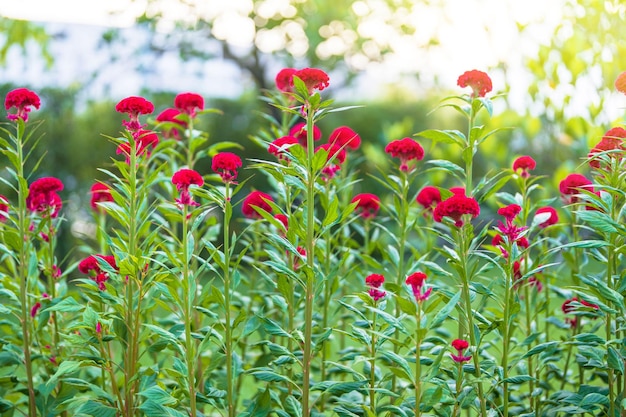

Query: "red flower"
left=406, top=271, right=431, bottom=302
left=329, top=126, right=361, bottom=150
left=416, top=186, right=441, bottom=212
left=293, top=246, right=307, bottom=270
left=384, top=138, right=424, bottom=172
left=365, top=273, right=386, bottom=302
left=0, top=195, right=8, bottom=223
left=559, top=174, right=593, bottom=204
left=90, top=183, right=114, bottom=213
left=212, top=152, right=242, bottom=184
left=174, top=92, right=204, bottom=116
left=242, top=191, right=273, bottom=219
left=513, top=156, right=536, bottom=178
left=27, top=177, right=64, bottom=217
left=433, top=193, right=480, bottom=227
left=5, top=88, right=41, bottom=122
left=289, top=122, right=322, bottom=147
left=116, top=96, right=154, bottom=131
left=616, top=71, right=626, bottom=95
left=496, top=204, right=527, bottom=242
left=31, top=302, right=42, bottom=318
left=293, top=68, right=330, bottom=93
left=457, top=70, right=492, bottom=98
left=497, top=204, right=521, bottom=222
left=588, top=127, right=626, bottom=169
left=275, top=68, right=297, bottom=92
left=451, top=339, right=472, bottom=363
left=316, top=143, right=346, bottom=179
left=172, top=169, right=204, bottom=207
left=79, top=254, right=118, bottom=291
left=274, top=214, right=289, bottom=231
left=351, top=193, right=380, bottom=219
left=116, top=129, right=160, bottom=162
left=156, top=108, right=186, bottom=139
left=561, top=297, right=599, bottom=328
left=268, top=136, right=299, bottom=161
left=535, top=206, right=558, bottom=228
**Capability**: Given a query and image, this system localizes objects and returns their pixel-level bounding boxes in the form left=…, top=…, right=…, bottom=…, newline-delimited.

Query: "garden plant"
left=1, top=66, right=626, bottom=417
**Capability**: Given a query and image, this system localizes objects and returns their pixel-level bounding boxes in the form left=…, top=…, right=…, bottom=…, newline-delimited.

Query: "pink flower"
left=268, top=136, right=299, bottom=161
left=5, top=88, right=41, bottom=122
left=457, top=70, right=492, bottom=98
left=562, top=297, right=599, bottom=328
left=31, top=302, right=42, bottom=318
left=384, top=138, right=425, bottom=172
left=328, top=126, right=361, bottom=150
left=274, top=214, right=289, bottom=232
left=416, top=186, right=441, bottom=213
left=90, top=183, right=114, bottom=213
left=79, top=255, right=118, bottom=291
left=52, top=265, right=62, bottom=279
left=365, top=273, right=386, bottom=302
left=316, top=143, right=347, bottom=179
left=513, top=156, right=536, bottom=178
left=26, top=177, right=64, bottom=217
left=289, top=122, right=322, bottom=147
left=293, top=246, right=307, bottom=270
left=433, top=192, right=480, bottom=227
left=406, top=272, right=431, bottom=303
left=535, top=206, right=558, bottom=228
left=116, top=96, right=154, bottom=131
left=172, top=169, right=204, bottom=207
left=242, top=191, right=273, bottom=219
left=116, top=129, right=160, bottom=162
left=96, top=322, right=102, bottom=334
left=212, top=152, right=242, bottom=183
left=588, top=127, right=626, bottom=169
left=559, top=174, right=593, bottom=204
left=174, top=92, right=204, bottom=117
left=496, top=204, right=527, bottom=242
left=451, top=339, right=472, bottom=363
left=351, top=193, right=380, bottom=219
left=156, top=108, right=186, bottom=139
left=293, top=68, right=330, bottom=93
left=275, top=68, right=297, bottom=92
left=0, top=195, right=8, bottom=222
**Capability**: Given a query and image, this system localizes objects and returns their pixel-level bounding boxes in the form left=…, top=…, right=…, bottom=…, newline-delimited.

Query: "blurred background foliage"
left=0, top=0, right=625, bottom=272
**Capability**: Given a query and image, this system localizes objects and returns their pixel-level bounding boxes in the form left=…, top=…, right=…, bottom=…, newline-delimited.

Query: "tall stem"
left=369, top=309, right=378, bottom=413
left=223, top=185, right=235, bottom=417
left=414, top=306, right=422, bottom=417
left=502, top=256, right=513, bottom=417
left=182, top=204, right=197, bottom=417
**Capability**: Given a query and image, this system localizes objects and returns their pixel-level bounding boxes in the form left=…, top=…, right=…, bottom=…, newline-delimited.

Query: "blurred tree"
left=0, top=18, right=52, bottom=67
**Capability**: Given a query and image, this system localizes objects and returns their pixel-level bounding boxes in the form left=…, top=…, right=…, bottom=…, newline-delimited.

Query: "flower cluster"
left=116, top=129, right=160, bottom=163
left=512, top=156, right=536, bottom=178
left=172, top=169, right=204, bottom=207
left=451, top=339, right=472, bottom=363
left=90, top=183, right=114, bottom=213
left=351, top=193, right=380, bottom=219
left=5, top=88, right=41, bottom=122
left=316, top=143, right=346, bottom=179
left=406, top=272, right=431, bottom=303
left=156, top=108, right=186, bottom=139
left=289, top=122, right=322, bottom=147
left=365, top=273, right=386, bottom=302
left=116, top=96, right=154, bottom=131
left=457, top=70, right=492, bottom=98
left=535, top=206, right=558, bottom=228
left=26, top=177, right=64, bottom=218
left=559, top=174, right=593, bottom=204
left=78, top=255, right=118, bottom=291
left=384, top=137, right=424, bottom=172
left=587, top=127, right=626, bottom=170
left=561, top=297, right=599, bottom=328
left=0, top=195, right=8, bottom=223
left=242, top=191, right=273, bottom=219
left=433, top=191, right=480, bottom=227
left=328, top=126, right=361, bottom=150
left=416, top=186, right=442, bottom=215
left=268, top=136, right=299, bottom=161
left=174, top=92, right=204, bottom=117
left=276, top=67, right=330, bottom=94
left=212, top=152, right=242, bottom=184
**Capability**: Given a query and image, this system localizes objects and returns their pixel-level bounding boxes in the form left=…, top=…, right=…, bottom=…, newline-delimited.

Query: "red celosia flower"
left=384, top=138, right=425, bottom=172
left=433, top=193, right=480, bottom=227
left=616, top=71, right=626, bottom=95
left=365, top=273, right=386, bottom=301
left=52, top=264, right=62, bottom=279
left=276, top=68, right=297, bottom=93
left=497, top=204, right=521, bottom=221
left=0, top=195, right=8, bottom=223
left=293, top=246, right=307, bottom=270
left=268, top=136, right=299, bottom=161
left=27, top=177, right=64, bottom=217
left=451, top=339, right=472, bottom=363
left=5, top=88, right=41, bottom=122
left=293, top=68, right=330, bottom=94
left=79, top=254, right=118, bottom=291
left=274, top=214, right=289, bottom=231
left=174, top=92, right=204, bottom=117
left=316, top=143, right=347, bottom=179
left=328, top=126, right=361, bottom=150
left=513, top=156, right=536, bottom=178
left=416, top=186, right=441, bottom=212
left=450, top=187, right=466, bottom=196
left=31, top=302, right=42, bottom=318
left=406, top=272, right=431, bottom=302
left=351, top=193, right=380, bottom=219
left=289, top=122, right=322, bottom=147
left=212, top=152, right=242, bottom=184
left=242, top=191, right=273, bottom=219
left=559, top=174, right=593, bottom=204
left=116, top=129, right=160, bottom=162
left=156, top=108, right=186, bottom=139
left=588, top=127, right=626, bottom=169
left=561, top=297, right=599, bottom=328
left=116, top=96, right=154, bottom=131
left=90, top=183, right=114, bottom=213
left=535, top=206, right=558, bottom=228
left=496, top=204, right=527, bottom=242
left=457, top=70, right=493, bottom=98
left=172, top=169, right=204, bottom=207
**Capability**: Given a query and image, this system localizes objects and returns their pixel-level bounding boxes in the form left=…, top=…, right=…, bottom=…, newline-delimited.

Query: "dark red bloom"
left=212, top=152, right=242, bottom=183
left=172, top=169, right=204, bottom=207
left=329, top=126, right=361, bottom=150
left=513, top=156, right=536, bottom=178
left=496, top=204, right=527, bottom=242
left=497, top=204, right=521, bottom=221
left=116, top=96, right=154, bottom=131
left=351, top=193, right=380, bottom=219
left=384, top=138, right=425, bottom=172
left=5, top=88, right=41, bottom=122
left=406, top=272, right=431, bottom=302
left=27, top=177, right=64, bottom=217
left=433, top=193, right=480, bottom=227
left=293, top=68, right=330, bottom=93
left=79, top=254, right=118, bottom=291
left=561, top=297, right=599, bottom=328
left=116, top=129, right=160, bottom=162
left=242, top=191, right=273, bottom=219
left=416, top=186, right=441, bottom=212
left=289, top=122, right=322, bottom=147
left=156, top=108, right=186, bottom=139
left=31, top=302, right=42, bottom=318
left=174, top=92, right=204, bottom=117
left=451, top=339, right=472, bottom=363
left=457, top=70, right=493, bottom=98
left=268, top=136, right=299, bottom=161
left=316, top=143, right=346, bottom=179
left=90, top=183, right=114, bottom=213
left=450, top=187, right=466, bottom=196
left=588, top=127, right=626, bottom=169
left=535, top=206, right=558, bottom=228
left=0, top=195, right=8, bottom=223
left=559, top=174, right=593, bottom=204
left=293, top=246, right=307, bottom=270
left=274, top=214, right=289, bottom=231
left=275, top=68, right=297, bottom=92
left=365, top=273, right=386, bottom=301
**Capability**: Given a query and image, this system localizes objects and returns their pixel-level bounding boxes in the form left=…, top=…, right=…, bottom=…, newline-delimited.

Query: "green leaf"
left=580, top=393, right=609, bottom=408
left=250, top=369, right=293, bottom=384
left=310, top=380, right=368, bottom=395
left=138, top=400, right=187, bottom=417
left=430, top=291, right=461, bottom=330
left=416, top=129, right=466, bottom=146
left=608, top=346, right=624, bottom=374
left=501, top=375, right=536, bottom=384
left=77, top=400, right=118, bottom=417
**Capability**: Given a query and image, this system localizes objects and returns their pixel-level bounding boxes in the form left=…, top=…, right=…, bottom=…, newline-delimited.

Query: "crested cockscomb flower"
left=496, top=204, right=527, bottom=242
left=242, top=191, right=273, bottom=219
left=316, top=143, right=346, bottom=179
left=116, top=96, right=154, bottom=131
left=351, top=193, right=380, bottom=219
left=384, top=138, right=425, bottom=172
left=365, top=273, right=386, bottom=302
left=433, top=192, right=480, bottom=227
left=406, top=272, right=431, bottom=303
left=90, top=183, right=114, bottom=213
left=274, top=213, right=289, bottom=232
left=156, top=108, right=186, bottom=139
left=116, top=129, right=160, bottom=162
left=535, top=206, right=558, bottom=228
left=275, top=68, right=297, bottom=93
left=0, top=195, right=8, bottom=223
left=268, top=136, right=299, bottom=161
left=451, top=339, right=472, bottom=363
left=588, top=127, right=626, bottom=169
left=212, top=152, right=242, bottom=184
left=328, top=126, right=361, bottom=150
left=562, top=297, right=599, bottom=328
left=174, top=92, right=204, bottom=117
left=416, top=186, right=441, bottom=213
left=457, top=70, right=492, bottom=98
left=79, top=254, right=118, bottom=291
left=172, top=169, right=204, bottom=207
left=293, top=68, right=330, bottom=94
left=289, top=122, right=322, bottom=147
left=513, top=156, right=536, bottom=178
left=31, top=302, right=42, bottom=318
left=5, top=88, right=41, bottom=122
left=27, top=177, right=64, bottom=217
left=559, top=174, right=593, bottom=204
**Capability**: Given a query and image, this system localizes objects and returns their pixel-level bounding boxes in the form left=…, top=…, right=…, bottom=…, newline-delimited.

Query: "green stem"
left=452, top=362, right=463, bottom=417
left=415, top=306, right=422, bottom=417
left=223, top=185, right=235, bottom=417
left=502, top=255, right=514, bottom=417
left=369, top=309, right=378, bottom=413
